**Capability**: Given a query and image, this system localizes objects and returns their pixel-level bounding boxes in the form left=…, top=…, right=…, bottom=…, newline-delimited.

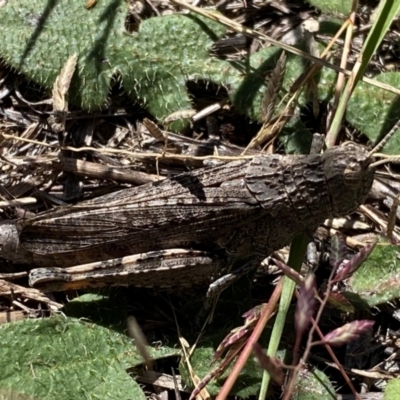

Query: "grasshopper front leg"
left=29, top=249, right=222, bottom=292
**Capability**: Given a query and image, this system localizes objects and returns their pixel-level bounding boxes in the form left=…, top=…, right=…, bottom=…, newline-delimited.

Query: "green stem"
left=258, top=234, right=308, bottom=400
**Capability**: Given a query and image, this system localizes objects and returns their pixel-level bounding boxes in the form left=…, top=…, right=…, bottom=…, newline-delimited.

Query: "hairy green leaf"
left=0, top=0, right=277, bottom=130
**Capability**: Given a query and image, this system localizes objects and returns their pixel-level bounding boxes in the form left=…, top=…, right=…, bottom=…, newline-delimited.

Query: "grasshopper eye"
left=344, top=161, right=363, bottom=188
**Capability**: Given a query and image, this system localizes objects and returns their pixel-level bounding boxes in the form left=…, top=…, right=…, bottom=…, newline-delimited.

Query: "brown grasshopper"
left=0, top=142, right=374, bottom=292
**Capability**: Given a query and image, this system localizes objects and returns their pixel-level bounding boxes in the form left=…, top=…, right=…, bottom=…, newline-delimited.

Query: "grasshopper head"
left=324, top=142, right=374, bottom=217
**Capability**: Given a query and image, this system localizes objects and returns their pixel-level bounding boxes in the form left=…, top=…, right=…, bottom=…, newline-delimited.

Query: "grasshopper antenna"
left=368, top=118, right=400, bottom=169
left=367, top=118, right=400, bottom=243
left=368, top=118, right=400, bottom=159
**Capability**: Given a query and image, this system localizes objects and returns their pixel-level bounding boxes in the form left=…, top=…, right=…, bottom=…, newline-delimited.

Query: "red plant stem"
left=216, top=277, right=284, bottom=400
left=283, top=267, right=361, bottom=400
left=312, top=321, right=361, bottom=400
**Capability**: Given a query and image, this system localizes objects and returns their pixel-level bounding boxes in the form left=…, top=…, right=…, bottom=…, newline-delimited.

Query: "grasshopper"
left=0, top=142, right=374, bottom=292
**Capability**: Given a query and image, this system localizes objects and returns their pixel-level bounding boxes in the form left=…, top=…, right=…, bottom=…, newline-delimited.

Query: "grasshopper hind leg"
left=29, top=249, right=222, bottom=292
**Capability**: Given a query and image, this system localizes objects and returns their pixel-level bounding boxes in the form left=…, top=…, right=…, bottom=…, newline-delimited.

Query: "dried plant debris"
left=49, top=53, right=78, bottom=133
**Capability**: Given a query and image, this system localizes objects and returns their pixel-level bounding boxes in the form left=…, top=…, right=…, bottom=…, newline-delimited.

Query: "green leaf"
left=305, top=0, right=352, bottom=15
left=0, top=313, right=177, bottom=399
left=0, top=0, right=279, bottom=130
left=0, top=316, right=142, bottom=399
left=348, top=240, right=400, bottom=307
left=384, top=378, right=400, bottom=399
left=62, top=291, right=128, bottom=331
left=279, top=119, right=313, bottom=154
left=0, top=0, right=128, bottom=110
left=347, top=72, right=400, bottom=154
left=292, top=368, right=336, bottom=399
